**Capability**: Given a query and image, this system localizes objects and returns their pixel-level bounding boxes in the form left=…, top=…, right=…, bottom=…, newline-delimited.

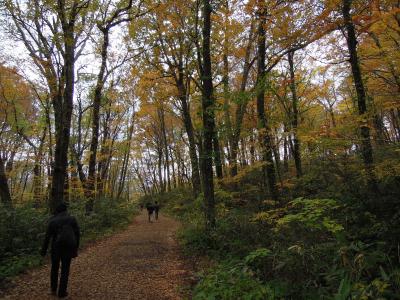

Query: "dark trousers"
left=147, top=209, right=154, bottom=222
left=51, top=251, right=72, bottom=295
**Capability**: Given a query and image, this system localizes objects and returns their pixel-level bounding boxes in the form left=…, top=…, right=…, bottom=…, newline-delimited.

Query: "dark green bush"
left=160, top=182, right=400, bottom=299
left=193, top=259, right=275, bottom=300
left=0, top=204, right=47, bottom=261
left=145, top=152, right=400, bottom=299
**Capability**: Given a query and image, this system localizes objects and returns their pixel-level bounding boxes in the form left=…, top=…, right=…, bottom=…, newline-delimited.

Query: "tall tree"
left=229, top=21, right=255, bottom=176
left=342, top=0, right=378, bottom=194
left=51, top=0, right=90, bottom=212
left=200, top=0, right=216, bottom=229
left=86, top=0, right=136, bottom=212
left=136, top=0, right=202, bottom=196
left=5, top=0, right=92, bottom=212
left=255, top=0, right=279, bottom=200
left=288, top=50, right=302, bottom=177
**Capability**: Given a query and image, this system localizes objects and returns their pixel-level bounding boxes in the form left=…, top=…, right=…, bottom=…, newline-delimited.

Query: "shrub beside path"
left=1, top=212, right=191, bottom=299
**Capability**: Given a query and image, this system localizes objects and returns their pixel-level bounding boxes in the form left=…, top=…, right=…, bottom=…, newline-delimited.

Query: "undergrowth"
left=146, top=157, right=400, bottom=299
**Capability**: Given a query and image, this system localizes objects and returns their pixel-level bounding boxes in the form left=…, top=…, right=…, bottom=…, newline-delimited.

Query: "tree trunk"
left=134, top=163, right=148, bottom=195
left=200, top=0, right=216, bottom=229
left=159, top=108, right=171, bottom=191
left=177, top=78, right=201, bottom=196
left=329, top=107, right=336, bottom=128
left=283, top=134, right=289, bottom=172
left=50, top=20, right=76, bottom=213
left=390, top=109, right=400, bottom=142
left=74, top=99, right=86, bottom=185
left=100, top=127, right=118, bottom=197
left=157, top=145, right=164, bottom=193
left=96, top=101, right=112, bottom=197
left=222, top=13, right=233, bottom=166
left=117, top=110, right=135, bottom=199
left=373, top=113, right=386, bottom=145
left=170, top=145, right=177, bottom=188
left=33, top=129, right=46, bottom=205
left=240, top=138, right=247, bottom=167
left=86, top=29, right=110, bottom=211
left=213, top=130, right=223, bottom=179
left=342, top=0, right=379, bottom=194
left=0, top=156, right=12, bottom=207
left=288, top=50, right=303, bottom=177
left=256, top=1, right=279, bottom=200
left=272, top=130, right=283, bottom=185
left=249, top=130, right=256, bottom=165
left=230, top=21, right=255, bottom=176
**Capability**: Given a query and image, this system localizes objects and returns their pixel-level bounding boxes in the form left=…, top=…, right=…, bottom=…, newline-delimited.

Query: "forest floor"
left=1, top=212, right=192, bottom=299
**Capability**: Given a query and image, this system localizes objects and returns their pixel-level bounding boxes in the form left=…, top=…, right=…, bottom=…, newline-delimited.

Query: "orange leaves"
left=354, top=3, right=400, bottom=117
left=0, top=64, right=35, bottom=129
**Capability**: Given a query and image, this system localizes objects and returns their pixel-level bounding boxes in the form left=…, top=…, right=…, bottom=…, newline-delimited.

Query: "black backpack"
left=56, top=223, right=77, bottom=249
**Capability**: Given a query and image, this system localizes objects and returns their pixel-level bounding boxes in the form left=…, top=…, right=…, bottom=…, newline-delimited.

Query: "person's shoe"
left=49, top=290, right=57, bottom=296
left=58, top=292, right=68, bottom=298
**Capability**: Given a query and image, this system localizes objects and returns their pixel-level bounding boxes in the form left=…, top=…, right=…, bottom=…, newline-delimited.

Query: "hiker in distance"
left=41, top=203, right=80, bottom=298
left=154, top=201, right=160, bottom=221
left=145, top=202, right=155, bottom=222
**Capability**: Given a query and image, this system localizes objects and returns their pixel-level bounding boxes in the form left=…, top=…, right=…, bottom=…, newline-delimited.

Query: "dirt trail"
left=1, top=213, right=191, bottom=299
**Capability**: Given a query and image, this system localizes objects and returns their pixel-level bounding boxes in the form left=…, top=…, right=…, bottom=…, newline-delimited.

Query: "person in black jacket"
left=41, top=203, right=80, bottom=298
left=154, top=201, right=160, bottom=221
left=145, top=202, right=154, bottom=222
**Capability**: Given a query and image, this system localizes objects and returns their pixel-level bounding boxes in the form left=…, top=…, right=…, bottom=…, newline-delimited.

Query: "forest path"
left=2, top=212, right=191, bottom=299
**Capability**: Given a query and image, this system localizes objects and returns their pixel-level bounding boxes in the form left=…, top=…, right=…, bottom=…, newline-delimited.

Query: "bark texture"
left=288, top=50, right=302, bottom=177
left=0, top=156, right=12, bottom=207
left=342, top=0, right=378, bottom=194
left=200, top=0, right=216, bottom=229
left=256, top=1, right=279, bottom=200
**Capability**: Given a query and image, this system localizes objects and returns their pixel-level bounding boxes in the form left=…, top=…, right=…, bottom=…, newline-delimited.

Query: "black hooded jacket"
left=41, top=211, right=80, bottom=257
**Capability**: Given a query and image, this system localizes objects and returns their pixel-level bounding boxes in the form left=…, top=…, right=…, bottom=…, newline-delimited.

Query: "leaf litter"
left=1, top=213, right=192, bottom=299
